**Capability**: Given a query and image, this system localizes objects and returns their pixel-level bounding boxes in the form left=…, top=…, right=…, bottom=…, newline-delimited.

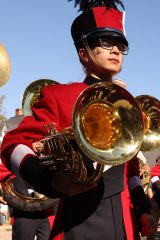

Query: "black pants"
left=12, top=212, right=51, bottom=240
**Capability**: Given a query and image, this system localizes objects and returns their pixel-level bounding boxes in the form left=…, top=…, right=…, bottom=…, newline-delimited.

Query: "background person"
left=0, top=109, right=57, bottom=240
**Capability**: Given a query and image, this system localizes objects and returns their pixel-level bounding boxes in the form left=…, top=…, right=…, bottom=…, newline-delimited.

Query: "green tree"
left=0, top=95, right=7, bottom=131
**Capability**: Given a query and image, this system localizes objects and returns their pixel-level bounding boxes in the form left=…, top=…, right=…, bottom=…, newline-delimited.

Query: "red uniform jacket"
left=1, top=81, right=142, bottom=239
left=151, top=164, right=160, bottom=178
left=0, top=162, right=15, bottom=181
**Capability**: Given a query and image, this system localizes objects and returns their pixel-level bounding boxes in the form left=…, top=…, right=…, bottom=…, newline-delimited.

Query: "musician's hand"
left=32, top=141, right=44, bottom=154
left=140, top=213, right=157, bottom=237
left=0, top=196, right=7, bottom=205
left=51, top=172, right=97, bottom=196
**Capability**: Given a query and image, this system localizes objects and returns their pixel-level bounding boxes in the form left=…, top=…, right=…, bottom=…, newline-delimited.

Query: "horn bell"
left=22, top=79, right=59, bottom=116
left=73, top=82, right=144, bottom=166
left=135, top=95, right=160, bottom=151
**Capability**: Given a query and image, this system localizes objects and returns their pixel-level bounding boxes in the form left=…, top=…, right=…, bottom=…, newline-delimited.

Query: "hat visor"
left=86, top=28, right=128, bottom=46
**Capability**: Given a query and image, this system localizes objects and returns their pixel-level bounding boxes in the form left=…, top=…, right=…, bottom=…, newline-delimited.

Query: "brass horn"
left=22, top=78, right=59, bottom=116
left=39, top=82, right=144, bottom=184
left=135, top=95, right=160, bottom=151
left=0, top=44, right=11, bottom=88
left=73, top=82, right=144, bottom=165
left=0, top=178, right=59, bottom=212
left=135, top=95, right=160, bottom=192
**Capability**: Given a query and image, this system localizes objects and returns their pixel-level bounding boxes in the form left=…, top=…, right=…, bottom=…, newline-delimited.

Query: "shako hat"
left=69, top=0, right=128, bottom=50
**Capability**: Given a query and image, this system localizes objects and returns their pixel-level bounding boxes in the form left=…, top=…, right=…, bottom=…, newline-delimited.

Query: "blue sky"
left=0, top=0, right=160, bottom=118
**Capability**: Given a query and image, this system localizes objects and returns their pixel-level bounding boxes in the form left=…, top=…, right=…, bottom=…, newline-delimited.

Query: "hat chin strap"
left=81, top=35, right=97, bottom=64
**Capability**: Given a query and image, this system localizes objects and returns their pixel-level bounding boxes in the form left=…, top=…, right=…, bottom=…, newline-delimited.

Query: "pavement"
left=0, top=222, right=12, bottom=240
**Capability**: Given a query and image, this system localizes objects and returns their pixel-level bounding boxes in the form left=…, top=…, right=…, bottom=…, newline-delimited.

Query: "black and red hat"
left=69, top=0, right=128, bottom=50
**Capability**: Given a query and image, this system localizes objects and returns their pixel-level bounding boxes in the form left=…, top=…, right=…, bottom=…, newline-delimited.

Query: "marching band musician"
left=0, top=110, right=57, bottom=240
left=0, top=1, right=157, bottom=239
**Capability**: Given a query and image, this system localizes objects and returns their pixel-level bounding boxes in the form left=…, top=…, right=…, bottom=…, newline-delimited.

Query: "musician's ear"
left=78, top=48, right=88, bottom=63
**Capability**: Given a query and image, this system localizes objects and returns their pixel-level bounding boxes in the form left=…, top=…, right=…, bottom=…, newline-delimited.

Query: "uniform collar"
left=83, top=75, right=103, bottom=86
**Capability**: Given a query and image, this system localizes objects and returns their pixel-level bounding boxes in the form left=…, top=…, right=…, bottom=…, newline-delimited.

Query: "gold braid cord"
left=139, top=160, right=151, bottom=193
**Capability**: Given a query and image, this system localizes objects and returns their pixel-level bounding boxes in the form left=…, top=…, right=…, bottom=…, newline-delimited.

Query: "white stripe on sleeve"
left=10, top=144, right=36, bottom=178
left=151, top=176, right=159, bottom=183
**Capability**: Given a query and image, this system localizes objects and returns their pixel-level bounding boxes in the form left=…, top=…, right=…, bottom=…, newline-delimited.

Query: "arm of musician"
left=129, top=176, right=157, bottom=237
left=8, top=144, right=61, bottom=198
left=8, top=144, right=96, bottom=198
left=32, top=142, right=97, bottom=196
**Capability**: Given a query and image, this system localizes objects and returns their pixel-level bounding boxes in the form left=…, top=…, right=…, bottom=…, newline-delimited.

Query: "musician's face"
left=79, top=38, right=127, bottom=78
